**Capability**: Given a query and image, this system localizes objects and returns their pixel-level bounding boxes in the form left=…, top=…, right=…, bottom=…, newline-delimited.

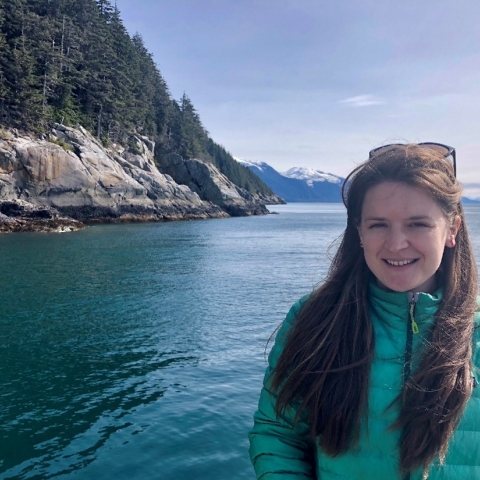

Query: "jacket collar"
left=368, top=281, right=442, bottom=333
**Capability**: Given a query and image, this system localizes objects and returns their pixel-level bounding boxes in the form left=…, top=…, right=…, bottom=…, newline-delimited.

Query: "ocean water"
left=1, top=203, right=480, bottom=480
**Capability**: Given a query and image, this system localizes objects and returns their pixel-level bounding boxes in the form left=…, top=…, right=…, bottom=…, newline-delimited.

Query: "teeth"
left=386, top=259, right=415, bottom=266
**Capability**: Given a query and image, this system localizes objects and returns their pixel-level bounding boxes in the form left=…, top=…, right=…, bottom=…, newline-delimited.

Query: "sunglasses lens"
left=419, top=143, right=452, bottom=157
left=369, top=144, right=402, bottom=158
left=418, top=143, right=456, bottom=177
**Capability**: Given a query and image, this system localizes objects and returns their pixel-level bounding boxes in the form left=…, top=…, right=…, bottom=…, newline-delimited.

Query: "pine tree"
left=0, top=0, right=8, bottom=121
left=178, top=93, right=207, bottom=158
left=1, top=0, right=44, bottom=129
left=130, top=33, right=171, bottom=140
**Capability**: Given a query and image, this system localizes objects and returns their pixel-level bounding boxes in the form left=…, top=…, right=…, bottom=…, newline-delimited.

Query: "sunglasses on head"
left=369, top=142, right=456, bottom=177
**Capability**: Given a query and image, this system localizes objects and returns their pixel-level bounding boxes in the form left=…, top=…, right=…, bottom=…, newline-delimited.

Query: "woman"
left=249, top=144, right=480, bottom=480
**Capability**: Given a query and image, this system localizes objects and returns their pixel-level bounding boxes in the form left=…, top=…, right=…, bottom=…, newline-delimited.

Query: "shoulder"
left=472, top=297, right=480, bottom=377
left=278, top=294, right=310, bottom=338
left=474, top=297, right=480, bottom=340
left=475, top=296, right=480, bottom=326
left=268, top=295, right=310, bottom=367
left=284, top=295, right=310, bottom=326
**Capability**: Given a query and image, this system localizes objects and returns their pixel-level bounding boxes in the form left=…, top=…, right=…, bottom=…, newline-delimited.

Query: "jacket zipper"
left=403, top=293, right=419, bottom=383
left=403, top=293, right=419, bottom=480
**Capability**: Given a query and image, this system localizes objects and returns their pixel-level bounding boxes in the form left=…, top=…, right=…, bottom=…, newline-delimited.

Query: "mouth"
left=383, top=259, right=418, bottom=266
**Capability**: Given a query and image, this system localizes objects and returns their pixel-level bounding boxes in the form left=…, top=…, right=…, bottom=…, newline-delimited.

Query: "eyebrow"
left=362, top=215, right=433, bottom=222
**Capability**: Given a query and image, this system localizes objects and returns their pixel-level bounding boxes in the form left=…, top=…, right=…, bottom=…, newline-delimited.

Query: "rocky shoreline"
left=0, top=200, right=84, bottom=233
left=0, top=125, right=282, bottom=233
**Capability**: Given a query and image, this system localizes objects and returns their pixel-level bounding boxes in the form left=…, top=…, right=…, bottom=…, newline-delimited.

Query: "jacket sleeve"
left=249, top=298, right=316, bottom=479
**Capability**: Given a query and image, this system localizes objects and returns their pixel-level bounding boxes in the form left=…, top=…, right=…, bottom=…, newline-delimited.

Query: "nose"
left=385, top=227, right=409, bottom=252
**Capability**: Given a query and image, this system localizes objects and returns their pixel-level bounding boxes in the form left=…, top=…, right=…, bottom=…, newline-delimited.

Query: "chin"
left=377, top=277, right=422, bottom=293
left=379, top=276, right=435, bottom=294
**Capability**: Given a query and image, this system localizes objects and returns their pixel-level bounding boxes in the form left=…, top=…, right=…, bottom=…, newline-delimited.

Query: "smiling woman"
left=249, top=144, right=480, bottom=480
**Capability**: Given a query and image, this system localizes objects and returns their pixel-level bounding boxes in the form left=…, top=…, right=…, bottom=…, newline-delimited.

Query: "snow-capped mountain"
left=237, top=158, right=480, bottom=204
left=236, top=158, right=344, bottom=202
left=235, top=158, right=266, bottom=170
left=282, top=167, right=343, bottom=186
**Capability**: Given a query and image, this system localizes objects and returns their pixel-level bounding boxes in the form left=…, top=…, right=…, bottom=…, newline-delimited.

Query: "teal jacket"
left=249, top=284, right=480, bottom=479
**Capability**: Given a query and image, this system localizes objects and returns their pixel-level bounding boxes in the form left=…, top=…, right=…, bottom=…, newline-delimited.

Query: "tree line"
left=0, top=0, right=273, bottom=196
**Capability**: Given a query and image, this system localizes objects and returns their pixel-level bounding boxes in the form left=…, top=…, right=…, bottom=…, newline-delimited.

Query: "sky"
left=115, top=0, right=480, bottom=192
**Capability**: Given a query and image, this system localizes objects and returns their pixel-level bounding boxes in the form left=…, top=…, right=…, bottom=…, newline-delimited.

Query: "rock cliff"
left=0, top=125, right=275, bottom=232
left=158, top=153, right=278, bottom=216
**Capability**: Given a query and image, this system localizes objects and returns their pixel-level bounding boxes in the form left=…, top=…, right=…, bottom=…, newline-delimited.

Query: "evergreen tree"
left=1, top=0, right=44, bottom=129
left=0, top=0, right=8, bottom=121
left=178, top=93, right=207, bottom=158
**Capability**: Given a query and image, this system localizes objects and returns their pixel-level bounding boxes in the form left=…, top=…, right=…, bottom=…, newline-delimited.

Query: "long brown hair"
left=271, top=145, right=478, bottom=476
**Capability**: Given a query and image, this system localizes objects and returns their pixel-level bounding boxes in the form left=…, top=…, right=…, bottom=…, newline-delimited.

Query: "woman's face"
left=357, top=181, right=460, bottom=293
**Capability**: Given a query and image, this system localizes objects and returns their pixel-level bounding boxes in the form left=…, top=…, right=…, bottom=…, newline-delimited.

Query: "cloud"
left=339, top=94, right=385, bottom=107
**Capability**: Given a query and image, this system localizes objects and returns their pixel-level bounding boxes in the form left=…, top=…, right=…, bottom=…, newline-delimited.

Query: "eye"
left=410, top=222, right=430, bottom=228
left=368, top=222, right=387, bottom=229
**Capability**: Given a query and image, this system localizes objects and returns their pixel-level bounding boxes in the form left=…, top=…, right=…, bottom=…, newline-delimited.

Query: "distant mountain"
left=237, top=160, right=344, bottom=202
left=461, top=197, right=480, bottom=204
left=282, top=167, right=343, bottom=186
left=463, top=183, right=480, bottom=203
left=239, top=159, right=480, bottom=205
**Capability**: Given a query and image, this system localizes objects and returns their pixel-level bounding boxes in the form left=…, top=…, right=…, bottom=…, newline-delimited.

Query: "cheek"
left=361, top=241, right=380, bottom=270
left=361, top=233, right=381, bottom=252
left=432, top=241, right=447, bottom=263
left=417, top=233, right=447, bottom=269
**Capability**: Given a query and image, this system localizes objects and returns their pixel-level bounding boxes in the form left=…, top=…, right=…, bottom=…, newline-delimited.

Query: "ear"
left=445, top=215, right=461, bottom=248
left=357, top=225, right=364, bottom=247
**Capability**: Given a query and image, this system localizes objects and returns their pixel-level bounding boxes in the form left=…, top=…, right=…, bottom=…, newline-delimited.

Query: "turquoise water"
left=1, top=204, right=480, bottom=480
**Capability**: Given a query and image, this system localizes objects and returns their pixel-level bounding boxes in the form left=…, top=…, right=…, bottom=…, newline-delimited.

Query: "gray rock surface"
left=0, top=199, right=84, bottom=233
left=158, top=153, right=278, bottom=216
left=0, top=125, right=232, bottom=231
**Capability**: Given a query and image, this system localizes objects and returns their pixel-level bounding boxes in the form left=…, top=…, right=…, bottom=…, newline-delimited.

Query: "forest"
left=0, top=0, right=273, bottom=196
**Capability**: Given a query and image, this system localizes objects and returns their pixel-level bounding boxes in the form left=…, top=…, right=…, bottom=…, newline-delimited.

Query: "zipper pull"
left=409, top=293, right=419, bottom=334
